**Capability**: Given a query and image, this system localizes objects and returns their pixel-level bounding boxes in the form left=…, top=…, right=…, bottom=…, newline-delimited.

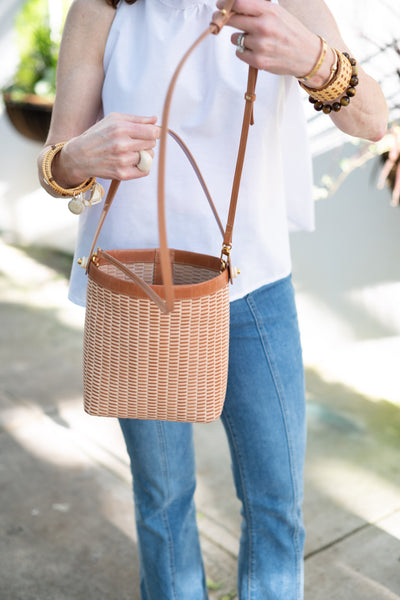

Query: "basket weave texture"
left=81, top=16, right=256, bottom=423
left=83, top=252, right=230, bottom=422
left=300, top=50, right=353, bottom=102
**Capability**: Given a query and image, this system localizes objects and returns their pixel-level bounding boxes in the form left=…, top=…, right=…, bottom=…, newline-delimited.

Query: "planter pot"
left=3, top=92, right=53, bottom=143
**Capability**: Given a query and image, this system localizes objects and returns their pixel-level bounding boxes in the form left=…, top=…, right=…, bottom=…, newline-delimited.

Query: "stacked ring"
left=236, top=33, right=247, bottom=54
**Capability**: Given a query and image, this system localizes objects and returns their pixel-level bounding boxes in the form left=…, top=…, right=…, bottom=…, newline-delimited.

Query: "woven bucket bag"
left=82, top=6, right=259, bottom=423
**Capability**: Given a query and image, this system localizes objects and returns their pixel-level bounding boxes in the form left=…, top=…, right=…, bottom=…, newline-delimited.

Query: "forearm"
left=280, top=0, right=388, bottom=141
left=37, top=0, right=114, bottom=197
left=321, top=70, right=388, bottom=142
left=38, top=0, right=159, bottom=197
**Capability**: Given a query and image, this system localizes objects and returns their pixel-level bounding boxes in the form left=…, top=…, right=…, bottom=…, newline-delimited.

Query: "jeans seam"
left=157, top=421, right=178, bottom=600
left=222, top=410, right=255, bottom=600
left=246, top=293, right=303, bottom=599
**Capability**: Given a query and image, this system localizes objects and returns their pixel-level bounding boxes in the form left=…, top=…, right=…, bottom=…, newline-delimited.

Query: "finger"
left=125, top=122, right=160, bottom=141
left=223, top=12, right=260, bottom=33
left=125, top=138, right=157, bottom=152
left=216, top=0, right=265, bottom=17
left=233, top=46, right=253, bottom=67
left=114, top=149, right=155, bottom=180
left=105, top=113, right=160, bottom=140
left=212, top=8, right=231, bottom=22
left=121, top=115, right=161, bottom=138
left=133, top=148, right=155, bottom=164
left=120, top=148, right=155, bottom=170
left=109, top=113, right=158, bottom=125
left=130, top=150, right=154, bottom=179
left=232, top=31, right=254, bottom=52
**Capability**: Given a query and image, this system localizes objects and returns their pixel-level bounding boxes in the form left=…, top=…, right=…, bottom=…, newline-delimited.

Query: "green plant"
left=4, top=0, right=70, bottom=100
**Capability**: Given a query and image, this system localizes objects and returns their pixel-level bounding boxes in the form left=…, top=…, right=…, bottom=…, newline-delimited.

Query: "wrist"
left=299, top=50, right=359, bottom=115
left=52, top=139, right=88, bottom=188
left=296, top=35, right=326, bottom=82
left=305, top=47, right=337, bottom=89
left=42, top=142, right=96, bottom=198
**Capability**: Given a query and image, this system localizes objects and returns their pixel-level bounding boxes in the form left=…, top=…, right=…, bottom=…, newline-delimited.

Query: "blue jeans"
left=119, top=275, right=306, bottom=599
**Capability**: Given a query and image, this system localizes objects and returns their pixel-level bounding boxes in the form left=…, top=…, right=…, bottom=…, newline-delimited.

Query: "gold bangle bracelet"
left=311, top=46, right=338, bottom=90
left=299, top=49, right=353, bottom=102
left=325, top=47, right=339, bottom=87
left=42, top=142, right=96, bottom=198
left=298, top=36, right=327, bottom=82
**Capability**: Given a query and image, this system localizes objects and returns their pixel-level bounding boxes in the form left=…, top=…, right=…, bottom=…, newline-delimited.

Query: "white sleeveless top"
left=69, top=0, right=314, bottom=306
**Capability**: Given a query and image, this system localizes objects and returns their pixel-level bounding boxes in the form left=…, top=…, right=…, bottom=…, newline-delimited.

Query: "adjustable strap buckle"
left=220, top=244, right=232, bottom=272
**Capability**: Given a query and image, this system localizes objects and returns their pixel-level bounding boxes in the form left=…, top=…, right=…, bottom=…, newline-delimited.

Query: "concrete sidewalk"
left=1, top=237, right=400, bottom=600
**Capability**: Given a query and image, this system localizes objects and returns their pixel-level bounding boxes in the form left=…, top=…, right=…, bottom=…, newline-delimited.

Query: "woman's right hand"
left=53, top=113, right=160, bottom=187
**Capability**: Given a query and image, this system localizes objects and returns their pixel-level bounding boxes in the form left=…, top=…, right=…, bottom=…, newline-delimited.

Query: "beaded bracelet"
left=300, top=51, right=359, bottom=114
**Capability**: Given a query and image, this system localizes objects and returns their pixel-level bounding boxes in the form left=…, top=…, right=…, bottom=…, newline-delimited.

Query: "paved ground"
left=1, top=237, right=400, bottom=600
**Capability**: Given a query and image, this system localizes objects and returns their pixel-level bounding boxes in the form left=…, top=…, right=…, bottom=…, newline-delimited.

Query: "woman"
left=38, top=0, right=387, bottom=598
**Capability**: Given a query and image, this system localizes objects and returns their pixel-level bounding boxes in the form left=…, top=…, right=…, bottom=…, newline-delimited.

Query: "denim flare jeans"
left=119, top=275, right=306, bottom=600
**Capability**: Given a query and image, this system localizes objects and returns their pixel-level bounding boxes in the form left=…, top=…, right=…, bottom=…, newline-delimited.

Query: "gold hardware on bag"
left=77, top=256, right=88, bottom=269
left=91, top=252, right=100, bottom=267
left=220, top=244, right=232, bottom=271
left=78, top=252, right=99, bottom=269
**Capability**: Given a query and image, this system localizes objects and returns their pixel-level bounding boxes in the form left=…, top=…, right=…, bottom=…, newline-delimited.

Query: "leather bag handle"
left=88, top=1, right=258, bottom=313
left=86, top=128, right=225, bottom=269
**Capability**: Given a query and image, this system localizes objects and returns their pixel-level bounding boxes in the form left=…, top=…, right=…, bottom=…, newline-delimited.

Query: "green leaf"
left=206, top=578, right=224, bottom=591
left=5, top=0, right=69, bottom=96
left=220, top=592, right=237, bottom=600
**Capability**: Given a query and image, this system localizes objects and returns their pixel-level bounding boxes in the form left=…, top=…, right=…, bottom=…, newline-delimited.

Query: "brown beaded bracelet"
left=307, top=52, right=359, bottom=114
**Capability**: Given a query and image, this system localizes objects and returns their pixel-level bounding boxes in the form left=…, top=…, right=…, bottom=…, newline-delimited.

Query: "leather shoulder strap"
left=223, top=66, right=258, bottom=250
left=157, top=19, right=258, bottom=311
left=88, top=2, right=258, bottom=313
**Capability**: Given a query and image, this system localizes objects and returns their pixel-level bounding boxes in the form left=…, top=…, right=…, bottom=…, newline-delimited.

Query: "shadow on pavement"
left=1, top=242, right=400, bottom=599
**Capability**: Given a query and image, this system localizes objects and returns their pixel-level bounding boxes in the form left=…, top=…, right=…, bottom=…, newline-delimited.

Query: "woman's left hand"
left=215, top=0, right=322, bottom=79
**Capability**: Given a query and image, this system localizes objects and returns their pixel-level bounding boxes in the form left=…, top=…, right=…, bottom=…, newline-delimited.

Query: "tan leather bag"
left=82, top=6, right=258, bottom=422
